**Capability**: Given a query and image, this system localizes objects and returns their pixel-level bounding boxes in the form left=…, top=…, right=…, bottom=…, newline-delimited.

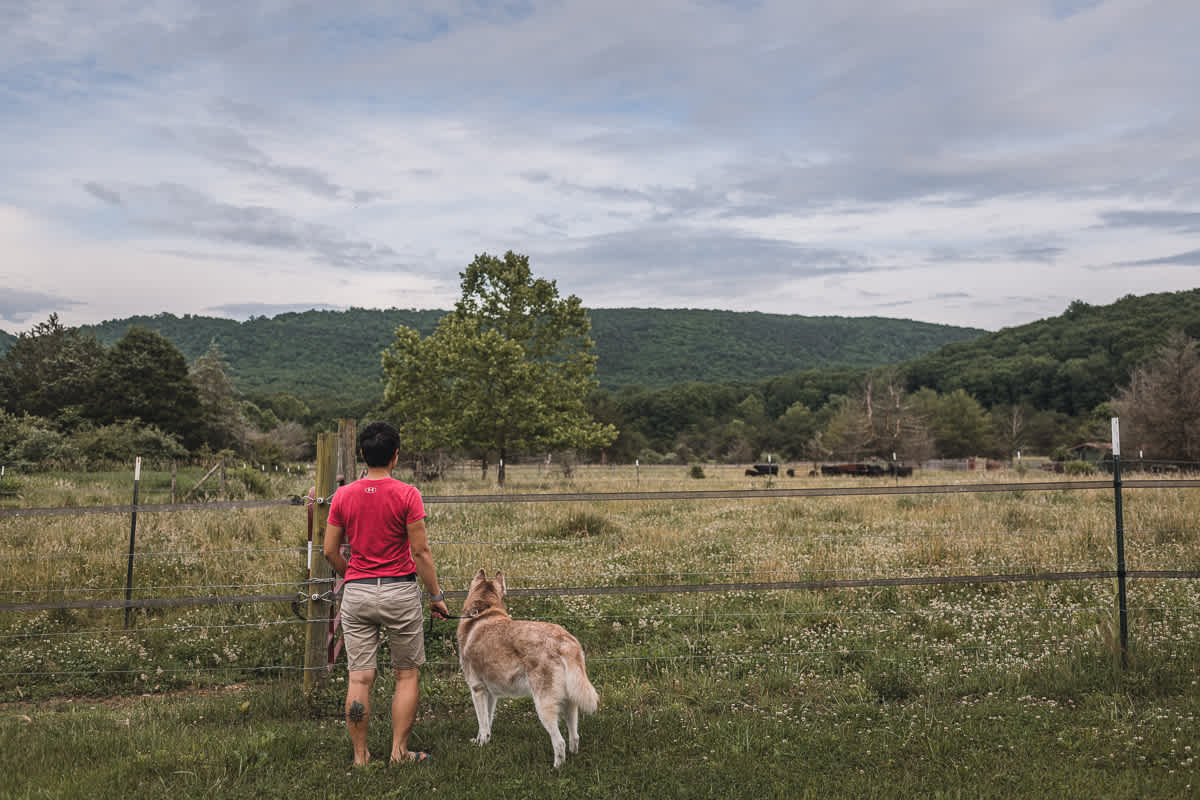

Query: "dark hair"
left=358, top=421, right=401, bottom=467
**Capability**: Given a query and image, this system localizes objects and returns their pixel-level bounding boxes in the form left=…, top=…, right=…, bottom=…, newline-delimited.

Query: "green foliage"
left=0, top=314, right=104, bottom=422
left=535, top=510, right=616, bottom=539
left=83, top=309, right=445, bottom=415
left=922, top=387, right=994, bottom=457
left=57, top=307, right=983, bottom=412
left=190, top=343, right=248, bottom=452
left=903, top=289, right=1200, bottom=414
left=86, top=326, right=204, bottom=447
left=382, top=251, right=617, bottom=476
left=0, top=410, right=76, bottom=469
left=1111, top=331, right=1200, bottom=462
left=590, top=308, right=984, bottom=390
left=70, top=420, right=188, bottom=465
left=689, top=464, right=706, bottom=479
left=1064, top=460, right=1098, bottom=475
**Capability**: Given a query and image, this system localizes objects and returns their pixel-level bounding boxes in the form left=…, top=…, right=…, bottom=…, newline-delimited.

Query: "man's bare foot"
left=389, top=751, right=431, bottom=765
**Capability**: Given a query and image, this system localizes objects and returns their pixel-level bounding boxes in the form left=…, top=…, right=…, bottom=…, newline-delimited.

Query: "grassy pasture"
left=1, top=464, right=1198, bottom=798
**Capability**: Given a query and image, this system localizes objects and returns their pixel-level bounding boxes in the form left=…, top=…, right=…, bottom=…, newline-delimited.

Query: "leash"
left=427, top=609, right=476, bottom=634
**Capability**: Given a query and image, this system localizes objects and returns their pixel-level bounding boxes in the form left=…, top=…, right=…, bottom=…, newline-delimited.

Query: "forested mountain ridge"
left=0, top=329, right=14, bottom=353
left=588, top=309, right=982, bottom=389
left=0, top=308, right=982, bottom=407
left=901, top=289, right=1200, bottom=415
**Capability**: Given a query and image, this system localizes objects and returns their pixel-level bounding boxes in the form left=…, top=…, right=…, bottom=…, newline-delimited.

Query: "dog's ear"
left=495, top=571, right=506, bottom=597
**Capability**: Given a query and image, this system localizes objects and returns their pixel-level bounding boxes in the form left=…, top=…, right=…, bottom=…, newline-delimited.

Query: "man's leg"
left=389, top=667, right=421, bottom=762
left=346, top=668, right=375, bottom=765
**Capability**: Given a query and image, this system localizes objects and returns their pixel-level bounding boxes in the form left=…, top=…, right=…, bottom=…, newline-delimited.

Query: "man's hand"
left=430, top=596, right=450, bottom=620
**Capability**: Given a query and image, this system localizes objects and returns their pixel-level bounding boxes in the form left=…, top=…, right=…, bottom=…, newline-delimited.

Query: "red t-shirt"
left=327, top=477, right=426, bottom=581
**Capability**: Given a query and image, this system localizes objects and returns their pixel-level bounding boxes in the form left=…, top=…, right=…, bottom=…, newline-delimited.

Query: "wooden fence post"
left=304, top=433, right=338, bottom=697
left=337, top=418, right=357, bottom=484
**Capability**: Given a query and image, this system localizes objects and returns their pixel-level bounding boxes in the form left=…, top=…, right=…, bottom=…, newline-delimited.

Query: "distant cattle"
left=819, top=462, right=912, bottom=477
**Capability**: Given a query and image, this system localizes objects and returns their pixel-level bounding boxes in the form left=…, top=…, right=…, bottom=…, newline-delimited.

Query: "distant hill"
left=902, top=289, right=1200, bottom=415
left=82, top=309, right=446, bottom=415
left=588, top=309, right=983, bottom=390
left=0, top=308, right=981, bottom=411
left=0, top=329, right=14, bottom=354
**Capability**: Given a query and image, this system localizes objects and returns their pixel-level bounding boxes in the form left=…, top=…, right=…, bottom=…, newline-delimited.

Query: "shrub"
left=636, top=449, right=665, bottom=465
left=689, top=464, right=706, bottom=479
left=0, top=411, right=77, bottom=469
left=537, top=511, right=616, bottom=539
left=70, top=420, right=187, bottom=465
left=1064, top=460, right=1097, bottom=476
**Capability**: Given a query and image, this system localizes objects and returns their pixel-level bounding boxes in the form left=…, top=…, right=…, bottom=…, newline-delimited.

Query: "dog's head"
left=463, top=568, right=507, bottom=616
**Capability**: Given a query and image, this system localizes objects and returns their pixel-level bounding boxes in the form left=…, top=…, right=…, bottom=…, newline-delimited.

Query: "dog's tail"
left=565, top=650, right=599, bottom=714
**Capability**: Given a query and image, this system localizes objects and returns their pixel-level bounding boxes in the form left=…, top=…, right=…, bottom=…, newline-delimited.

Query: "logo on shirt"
left=364, top=487, right=377, bottom=494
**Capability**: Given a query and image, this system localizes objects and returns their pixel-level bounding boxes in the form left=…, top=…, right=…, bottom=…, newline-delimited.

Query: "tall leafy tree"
left=1111, top=331, right=1200, bottom=462
left=87, top=327, right=202, bottom=448
left=0, top=314, right=103, bottom=423
left=190, top=343, right=247, bottom=452
left=912, top=387, right=993, bottom=458
left=382, top=251, right=616, bottom=483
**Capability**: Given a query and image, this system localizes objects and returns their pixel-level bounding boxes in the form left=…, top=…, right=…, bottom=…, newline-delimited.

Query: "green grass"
left=2, top=465, right=1199, bottom=797
left=3, top=661, right=1198, bottom=799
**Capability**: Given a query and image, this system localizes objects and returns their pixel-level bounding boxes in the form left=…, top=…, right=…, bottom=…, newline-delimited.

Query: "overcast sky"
left=2, top=0, right=1198, bottom=334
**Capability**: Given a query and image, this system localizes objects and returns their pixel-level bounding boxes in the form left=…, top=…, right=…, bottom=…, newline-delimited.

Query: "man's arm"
left=323, top=524, right=348, bottom=577
left=408, top=519, right=450, bottom=619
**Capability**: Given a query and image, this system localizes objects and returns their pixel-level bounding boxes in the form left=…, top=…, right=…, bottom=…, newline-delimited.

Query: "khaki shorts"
left=339, top=580, right=425, bottom=672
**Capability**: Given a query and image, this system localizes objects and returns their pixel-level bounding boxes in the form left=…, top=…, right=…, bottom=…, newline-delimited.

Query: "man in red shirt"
left=324, top=421, right=450, bottom=766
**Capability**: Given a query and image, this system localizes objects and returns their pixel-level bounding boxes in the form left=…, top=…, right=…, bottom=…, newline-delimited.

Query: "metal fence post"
left=124, top=457, right=142, bottom=629
left=304, top=433, right=338, bottom=696
left=1112, top=417, right=1128, bottom=670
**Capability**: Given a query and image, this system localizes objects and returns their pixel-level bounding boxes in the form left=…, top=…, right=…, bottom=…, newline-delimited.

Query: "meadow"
left=1, top=463, right=1198, bottom=799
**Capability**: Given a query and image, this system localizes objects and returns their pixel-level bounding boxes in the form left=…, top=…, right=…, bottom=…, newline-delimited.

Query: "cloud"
left=159, top=125, right=374, bottom=201
left=0, top=287, right=83, bottom=324
left=2, top=1, right=1200, bottom=332
left=83, top=182, right=122, bottom=207
left=1120, top=249, right=1200, bottom=267
left=79, top=181, right=407, bottom=271
left=1098, top=210, right=1200, bottom=234
left=541, top=225, right=882, bottom=291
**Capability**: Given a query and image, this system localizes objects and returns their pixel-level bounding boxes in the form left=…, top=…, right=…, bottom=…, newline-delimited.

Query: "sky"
left=2, top=0, right=1199, bottom=334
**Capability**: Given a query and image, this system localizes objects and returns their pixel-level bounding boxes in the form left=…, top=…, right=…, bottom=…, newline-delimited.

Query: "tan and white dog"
left=456, top=569, right=599, bottom=767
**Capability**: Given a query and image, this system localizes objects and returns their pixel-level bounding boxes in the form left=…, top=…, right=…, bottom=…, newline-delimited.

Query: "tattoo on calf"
left=348, top=700, right=366, bottom=723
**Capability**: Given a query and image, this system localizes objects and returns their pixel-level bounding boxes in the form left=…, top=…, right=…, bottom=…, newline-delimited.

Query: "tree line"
left=5, top=305, right=982, bottom=414
left=3, top=263, right=1199, bottom=475
left=0, top=315, right=315, bottom=470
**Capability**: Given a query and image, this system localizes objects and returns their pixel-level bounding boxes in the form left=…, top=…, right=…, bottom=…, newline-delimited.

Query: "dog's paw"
left=472, top=734, right=490, bottom=746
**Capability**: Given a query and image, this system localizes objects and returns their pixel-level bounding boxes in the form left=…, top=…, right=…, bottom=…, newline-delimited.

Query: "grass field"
left=1, top=463, right=1198, bottom=798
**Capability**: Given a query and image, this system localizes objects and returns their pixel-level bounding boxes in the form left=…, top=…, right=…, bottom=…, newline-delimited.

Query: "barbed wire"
left=0, top=546, right=304, bottom=562
left=0, top=580, right=303, bottom=596
left=430, top=563, right=1113, bottom=584
left=4, top=477, right=1200, bottom=521
left=0, top=617, right=312, bottom=640
left=2, top=632, right=1165, bottom=680
left=7, top=604, right=1198, bottom=643
left=3, top=523, right=1196, bottom=565
left=0, top=562, right=1116, bottom=598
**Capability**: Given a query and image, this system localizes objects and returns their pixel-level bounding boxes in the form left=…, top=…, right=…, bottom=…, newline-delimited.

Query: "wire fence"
left=2, top=464, right=1199, bottom=693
